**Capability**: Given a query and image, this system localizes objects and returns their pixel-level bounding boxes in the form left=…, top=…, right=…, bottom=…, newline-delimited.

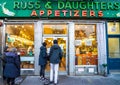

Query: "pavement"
left=0, top=74, right=120, bottom=85
left=20, top=74, right=120, bottom=85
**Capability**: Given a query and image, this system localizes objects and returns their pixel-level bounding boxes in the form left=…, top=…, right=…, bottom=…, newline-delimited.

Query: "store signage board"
left=0, top=0, right=120, bottom=18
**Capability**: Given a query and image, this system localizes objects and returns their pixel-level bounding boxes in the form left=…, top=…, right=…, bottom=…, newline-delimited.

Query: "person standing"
left=4, top=48, right=20, bottom=85
left=39, top=42, right=48, bottom=81
left=49, top=40, right=63, bottom=85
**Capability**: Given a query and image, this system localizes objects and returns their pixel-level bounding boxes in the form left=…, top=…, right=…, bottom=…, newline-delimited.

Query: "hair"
left=53, top=40, right=58, bottom=44
left=10, top=48, right=17, bottom=53
left=42, top=42, right=47, bottom=46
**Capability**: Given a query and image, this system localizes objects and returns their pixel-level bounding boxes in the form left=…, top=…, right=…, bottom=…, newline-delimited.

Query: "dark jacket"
left=49, top=44, right=63, bottom=64
left=4, top=52, right=20, bottom=78
left=39, top=46, right=47, bottom=65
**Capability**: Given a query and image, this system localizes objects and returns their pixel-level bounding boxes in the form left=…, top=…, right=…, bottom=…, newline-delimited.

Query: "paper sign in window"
left=78, top=68, right=84, bottom=72
left=75, top=40, right=82, bottom=46
left=88, top=68, right=94, bottom=73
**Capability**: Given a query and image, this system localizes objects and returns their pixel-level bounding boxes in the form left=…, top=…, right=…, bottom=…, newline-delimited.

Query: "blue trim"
left=108, top=35, right=120, bottom=37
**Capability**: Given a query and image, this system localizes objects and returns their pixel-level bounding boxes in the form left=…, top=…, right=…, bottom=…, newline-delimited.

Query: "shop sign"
left=0, top=0, right=120, bottom=18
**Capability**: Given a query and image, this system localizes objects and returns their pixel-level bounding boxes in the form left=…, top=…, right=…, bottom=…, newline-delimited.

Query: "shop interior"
left=75, top=24, right=98, bottom=66
left=43, top=37, right=67, bottom=71
left=5, top=24, right=34, bottom=69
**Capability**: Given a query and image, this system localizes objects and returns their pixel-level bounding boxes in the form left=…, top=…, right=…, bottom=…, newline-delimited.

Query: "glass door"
left=43, top=37, right=67, bottom=72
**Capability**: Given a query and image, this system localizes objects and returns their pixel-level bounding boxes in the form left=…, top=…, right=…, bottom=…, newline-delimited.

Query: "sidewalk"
left=20, top=75, right=120, bottom=85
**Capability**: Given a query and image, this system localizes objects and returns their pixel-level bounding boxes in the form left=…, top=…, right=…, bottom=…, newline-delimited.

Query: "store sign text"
left=11, top=1, right=120, bottom=18
left=31, top=10, right=103, bottom=17
left=14, top=1, right=120, bottom=10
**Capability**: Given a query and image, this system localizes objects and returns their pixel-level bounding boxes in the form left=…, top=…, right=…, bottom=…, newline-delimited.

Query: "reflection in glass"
left=108, top=38, right=120, bottom=58
left=75, top=24, right=98, bottom=65
left=6, top=24, right=34, bottom=69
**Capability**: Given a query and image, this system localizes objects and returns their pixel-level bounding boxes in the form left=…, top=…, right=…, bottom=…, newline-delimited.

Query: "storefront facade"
left=0, top=0, right=120, bottom=76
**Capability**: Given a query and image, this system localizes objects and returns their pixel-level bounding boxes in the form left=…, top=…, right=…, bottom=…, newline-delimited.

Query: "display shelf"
left=21, top=68, right=34, bottom=70
left=20, top=56, right=34, bottom=61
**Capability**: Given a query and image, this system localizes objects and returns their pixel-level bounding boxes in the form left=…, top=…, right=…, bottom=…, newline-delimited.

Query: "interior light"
left=48, top=40, right=51, bottom=42
left=85, top=26, right=87, bottom=29
left=30, top=25, right=33, bottom=28
left=15, top=25, right=17, bottom=28
left=22, top=25, right=24, bottom=28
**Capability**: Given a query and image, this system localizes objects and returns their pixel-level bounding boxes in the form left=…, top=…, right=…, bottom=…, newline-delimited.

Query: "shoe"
left=40, top=76, right=43, bottom=81
left=44, top=81, right=51, bottom=85
left=44, top=81, right=53, bottom=85
left=42, top=78, right=48, bottom=82
left=54, top=83, right=57, bottom=85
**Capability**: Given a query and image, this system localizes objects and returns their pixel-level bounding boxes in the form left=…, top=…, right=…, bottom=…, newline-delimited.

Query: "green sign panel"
left=0, top=0, right=120, bottom=18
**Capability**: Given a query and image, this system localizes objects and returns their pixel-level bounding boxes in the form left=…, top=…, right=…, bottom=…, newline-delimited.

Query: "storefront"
left=0, top=0, right=120, bottom=76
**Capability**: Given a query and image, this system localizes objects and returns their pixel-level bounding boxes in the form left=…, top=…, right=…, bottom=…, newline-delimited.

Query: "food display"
left=75, top=24, right=98, bottom=65
left=6, top=24, right=34, bottom=69
left=21, top=61, right=34, bottom=68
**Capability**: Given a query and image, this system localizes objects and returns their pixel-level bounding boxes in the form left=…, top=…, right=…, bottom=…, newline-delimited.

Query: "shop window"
left=6, top=24, right=34, bottom=69
left=108, top=22, right=120, bottom=58
left=43, top=24, right=67, bottom=35
left=108, top=22, right=120, bottom=34
left=75, top=24, right=98, bottom=65
left=108, top=38, right=120, bottom=58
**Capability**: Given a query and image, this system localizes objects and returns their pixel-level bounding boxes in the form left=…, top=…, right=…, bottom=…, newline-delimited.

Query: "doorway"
left=43, top=37, right=68, bottom=73
left=42, top=23, right=68, bottom=74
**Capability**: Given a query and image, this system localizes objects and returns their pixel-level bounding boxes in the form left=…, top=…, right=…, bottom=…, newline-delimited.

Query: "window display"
left=75, top=24, right=98, bottom=65
left=6, top=24, right=34, bottom=69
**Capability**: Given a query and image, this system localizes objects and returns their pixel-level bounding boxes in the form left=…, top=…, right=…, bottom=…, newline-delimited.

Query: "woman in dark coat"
left=4, top=48, right=20, bottom=85
left=38, top=42, right=47, bottom=80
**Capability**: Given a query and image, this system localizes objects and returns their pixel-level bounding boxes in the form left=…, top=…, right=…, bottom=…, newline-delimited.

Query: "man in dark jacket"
left=49, top=40, right=62, bottom=85
left=39, top=42, right=48, bottom=81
